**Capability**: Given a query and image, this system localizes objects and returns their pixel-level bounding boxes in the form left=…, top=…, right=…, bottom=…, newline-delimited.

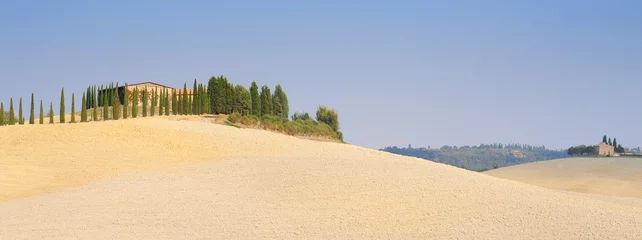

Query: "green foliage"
left=613, top=138, right=618, bottom=149
left=172, top=89, right=177, bottom=115
left=59, top=88, right=65, bottom=123
left=259, top=85, right=272, bottom=116
left=239, top=115, right=260, bottom=126
left=291, top=112, right=311, bottom=121
left=0, top=103, right=4, bottom=126
left=272, top=85, right=288, bottom=119
left=132, top=88, right=139, bottom=118
left=225, top=121, right=242, bottom=128
left=192, top=80, right=198, bottom=115
left=29, top=94, right=35, bottom=124
left=603, top=135, right=607, bottom=143
left=383, top=144, right=568, bottom=172
left=142, top=87, right=148, bottom=117
left=8, top=98, right=15, bottom=125
left=123, top=84, right=129, bottom=119
left=182, top=83, right=188, bottom=115
left=315, top=106, right=339, bottom=132
left=228, top=112, right=241, bottom=123
left=92, top=86, right=98, bottom=121
left=151, top=88, right=156, bottom=116
left=70, top=94, right=76, bottom=123
left=164, top=89, right=170, bottom=116
left=81, top=92, right=87, bottom=122
left=250, top=81, right=260, bottom=116
left=616, top=144, right=625, bottom=153
left=208, top=75, right=231, bottom=114
left=608, top=137, right=612, bottom=146
left=567, top=145, right=596, bottom=156
left=103, top=92, right=109, bottom=120
left=112, top=84, right=121, bottom=120
left=49, top=102, right=54, bottom=124
left=39, top=100, right=44, bottom=124
left=19, top=98, right=23, bottom=125
left=233, top=85, right=251, bottom=116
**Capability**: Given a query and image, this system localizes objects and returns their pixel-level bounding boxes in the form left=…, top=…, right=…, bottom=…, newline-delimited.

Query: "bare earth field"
left=485, top=157, right=642, bottom=199
left=1, top=118, right=642, bottom=239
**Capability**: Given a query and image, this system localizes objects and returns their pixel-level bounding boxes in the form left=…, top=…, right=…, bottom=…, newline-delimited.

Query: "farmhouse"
left=595, top=142, right=614, bottom=157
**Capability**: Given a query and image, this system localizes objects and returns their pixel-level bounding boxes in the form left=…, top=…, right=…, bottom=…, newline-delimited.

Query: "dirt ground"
left=1, top=117, right=641, bottom=239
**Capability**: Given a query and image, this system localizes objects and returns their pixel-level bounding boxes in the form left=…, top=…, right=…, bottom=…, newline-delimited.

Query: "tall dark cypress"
left=165, top=89, right=170, bottom=115
left=39, top=100, right=44, bottom=124
left=60, top=88, right=65, bottom=123
left=151, top=89, right=156, bottom=116
left=123, top=84, right=129, bottom=119
left=49, top=102, right=54, bottom=124
left=193, top=80, right=198, bottom=114
left=19, top=98, right=24, bottom=125
left=9, top=98, right=15, bottom=125
left=29, top=94, right=35, bottom=124
left=81, top=92, right=87, bottom=122
left=132, top=88, right=139, bottom=118
left=103, top=92, right=108, bottom=120
left=182, top=83, right=188, bottom=115
left=0, top=103, right=4, bottom=126
left=172, top=89, right=177, bottom=115
left=142, top=87, right=148, bottom=117
left=112, top=84, right=121, bottom=120
left=70, top=93, right=76, bottom=123
left=92, top=86, right=98, bottom=121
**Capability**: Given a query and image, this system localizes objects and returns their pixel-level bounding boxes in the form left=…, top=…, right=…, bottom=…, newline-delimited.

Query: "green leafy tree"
left=39, top=100, right=44, bottom=124
left=132, top=88, right=139, bottom=118
left=291, top=112, right=311, bottom=121
left=316, top=106, right=340, bottom=132
left=123, top=84, right=129, bottom=119
left=81, top=92, right=87, bottom=122
left=70, top=94, right=76, bottom=123
left=8, top=98, right=15, bottom=125
left=250, top=81, right=260, bottom=116
left=19, top=98, right=24, bottom=125
left=49, top=102, right=54, bottom=124
left=272, top=85, right=286, bottom=119
left=29, top=94, right=35, bottom=124
left=281, top=88, right=289, bottom=119
left=0, top=102, right=4, bottom=126
left=60, top=88, right=65, bottom=123
left=259, top=85, right=272, bottom=116
left=234, top=85, right=252, bottom=115
left=226, top=83, right=235, bottom=114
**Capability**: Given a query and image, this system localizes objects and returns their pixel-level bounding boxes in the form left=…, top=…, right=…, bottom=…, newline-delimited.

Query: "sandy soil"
left=485, top=157, right=642, bottom=199
left=1, top=118, right=642, bottom=239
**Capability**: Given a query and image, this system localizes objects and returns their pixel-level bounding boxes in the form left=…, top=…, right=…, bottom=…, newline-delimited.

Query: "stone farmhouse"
left=595, top=142, right=614, bottom=157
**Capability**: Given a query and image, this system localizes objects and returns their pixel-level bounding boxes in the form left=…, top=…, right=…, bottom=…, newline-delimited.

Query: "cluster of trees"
left=566, top=145, right=596, bottom=156
left=438, top=143, right=547, bottom=151
left=0, top=95, right=48, bottom=126
left=207, top=76, right=289, bottom=119
left=381, top=143, right=567, bottom=171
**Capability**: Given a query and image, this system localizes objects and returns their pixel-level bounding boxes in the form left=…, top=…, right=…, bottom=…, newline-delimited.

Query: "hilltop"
left=1, top=118, right=642, bottom=239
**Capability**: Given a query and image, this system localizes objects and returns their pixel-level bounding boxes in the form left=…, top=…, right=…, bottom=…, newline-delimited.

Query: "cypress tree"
left=250, top=81, right=260, bottom=116
left=70, top=93, right=76, bottom=123
left=92, top=86, right=98, bottom=121
left=608, top=138, right=612, bottom=146
left=603, top=135, right=607, bottom=143
left=132, top=88, right=139, bottom=118
left=113, top=84, right=121, bottom=120
left=164, top=89, right=170, bottom=115
left=151, top=89, right=156, bottom=116
left=172, top=89, right=177, bottom=115
left=142, top=87, right=148, bottom=117
left=158, top=89, right=163, bottom=116
left=39, top=100, right=44, bottom=124
left=49, top=102, right=54, bottom=124
left=81, top=92, right=87, bottom=122
left=0, top=103, right=4, bottom=126
left=19, top=98, right=24, bottom=125
left=29, top=94, right=35, bottom=124
left=182, top=83, right=188, bottom=115
left=123, top=84, right=129, bottom=119
left=193, top=80, right=198, bottom=114
left=103, top=93, right=108, bottom=120
left=86, top=86, right=91, bottom=107
left=60, top=88, right=65, bottom=123
left=613, top=138, right=618, bottom=149
left=9, top=98, right=15, bottom=125
left=177, top=89, right=182, bottom=115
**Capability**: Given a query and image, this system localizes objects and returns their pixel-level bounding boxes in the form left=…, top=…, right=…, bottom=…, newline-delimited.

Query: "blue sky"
left=1, top=1, right=640, bottom=150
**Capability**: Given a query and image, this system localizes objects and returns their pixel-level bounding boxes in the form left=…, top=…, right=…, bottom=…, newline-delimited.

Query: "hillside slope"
left=485, top=157, right=642, bottom=199
left=1, top=118, right=642, bottom=239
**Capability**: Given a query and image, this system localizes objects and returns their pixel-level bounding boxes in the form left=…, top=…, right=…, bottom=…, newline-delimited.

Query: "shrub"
left=291, top=112, right=311, bottom=121
left=228, top=112, right=241, bottom=123
left=316, top=106, right=339, bottom=132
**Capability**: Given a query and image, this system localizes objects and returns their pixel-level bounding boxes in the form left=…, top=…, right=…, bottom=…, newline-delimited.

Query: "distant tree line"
left=381, top=143, right=567, bottom=171
left=567, top=135, right=626, bottom=156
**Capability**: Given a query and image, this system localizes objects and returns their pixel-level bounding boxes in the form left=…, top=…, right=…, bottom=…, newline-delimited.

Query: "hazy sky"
left=1, top=1, right=640, bottom=150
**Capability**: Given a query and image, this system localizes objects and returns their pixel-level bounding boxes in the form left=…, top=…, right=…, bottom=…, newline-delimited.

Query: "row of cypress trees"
left=1, top=77, right=290, bottom=126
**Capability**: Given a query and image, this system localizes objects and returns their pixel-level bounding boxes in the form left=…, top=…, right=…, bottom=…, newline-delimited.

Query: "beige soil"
left=1, top=118, right=642, bottom=239
left=485, top=157, right=642, bottom=199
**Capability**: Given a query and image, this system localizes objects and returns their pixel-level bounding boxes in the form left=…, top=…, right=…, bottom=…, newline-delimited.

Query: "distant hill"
left=381, top=144, right=568, bottom=171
